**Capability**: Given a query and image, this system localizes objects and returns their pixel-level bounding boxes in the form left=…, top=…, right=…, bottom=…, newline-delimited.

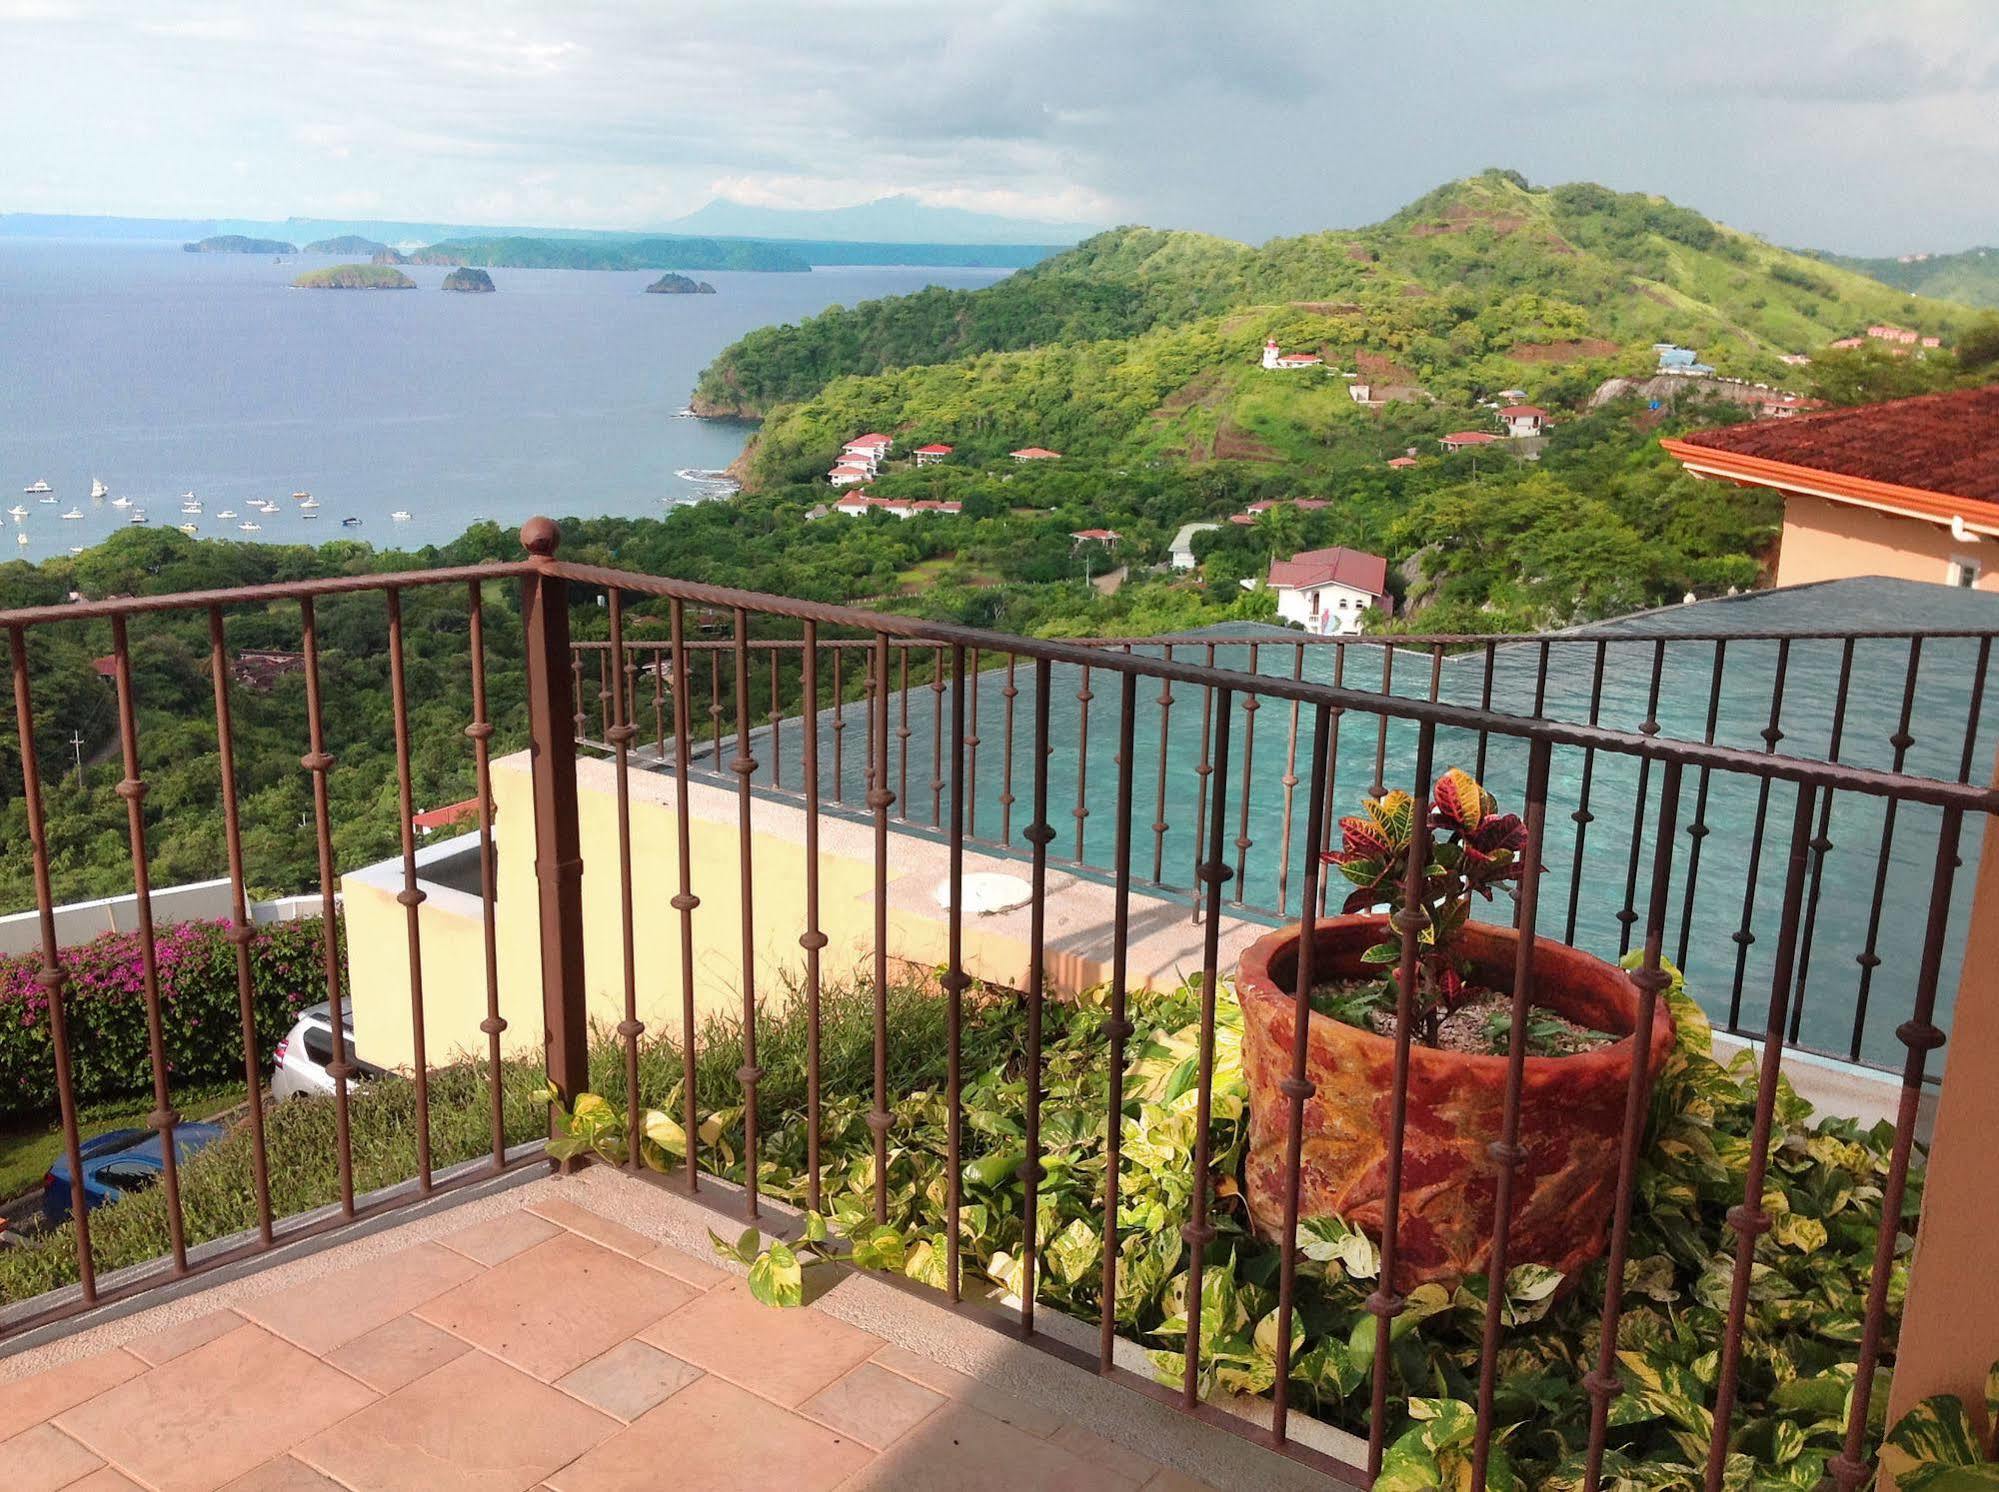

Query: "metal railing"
left=1, top=519, right=1994, bottom=1491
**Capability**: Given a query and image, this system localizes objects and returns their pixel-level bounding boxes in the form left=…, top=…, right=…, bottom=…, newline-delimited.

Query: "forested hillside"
left=1811, top=245, right=1999, bottom=308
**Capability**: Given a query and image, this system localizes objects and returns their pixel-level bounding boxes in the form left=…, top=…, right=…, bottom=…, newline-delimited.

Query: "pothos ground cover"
left=553, top=967, right=1915, bottom=1490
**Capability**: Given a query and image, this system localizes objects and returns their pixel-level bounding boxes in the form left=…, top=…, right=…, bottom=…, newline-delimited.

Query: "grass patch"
left=0, top=1081, right=247, bottom=1205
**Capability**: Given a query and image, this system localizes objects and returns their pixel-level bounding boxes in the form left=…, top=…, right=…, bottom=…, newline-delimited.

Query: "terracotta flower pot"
left=1236, top=915, right=1675, bottom=1290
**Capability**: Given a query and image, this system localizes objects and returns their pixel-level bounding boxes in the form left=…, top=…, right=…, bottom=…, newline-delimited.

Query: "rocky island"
left=185, top=234, right=297, bottom=254
left=442, top=268, right=496, bottom=293
left=291, top=263, right=417, bottom=290
left=304, top=234, right=391, bottom=255
left=646, top=273, right=716, bottom=294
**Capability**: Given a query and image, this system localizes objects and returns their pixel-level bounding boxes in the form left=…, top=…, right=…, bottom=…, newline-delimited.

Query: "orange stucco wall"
left=1776, top=492, right=1997, bottom=591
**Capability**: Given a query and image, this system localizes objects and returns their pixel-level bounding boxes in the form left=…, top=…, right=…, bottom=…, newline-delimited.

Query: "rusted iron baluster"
left=1824, top=808, right=1963, bottom=1492
left=1181, top=687, right=1235, bottom=1410
left=731, top=609, right=763, bottom=1219
left=652, top=649, right=667, bottom=765
left=831, top=645, right=846, bottom=806
left=1581, top=759, right=1683, bottom=1486
left=1371, top=645, right=1393, bottom=796
left=1231, top=644, right=1259, bottom=906
left=1562, top=642, right=1608, bottom=947
left=466, top=582, right=508, bottom=1165
left=1674, top=641, right=1728, bottom=970
left=1000, top=655, right=1019, bottom=845
left=598, top=645, right=613, bottom=743
left=298, top=597, right=356, bottom=1216
left=944, top=644, right=969, bottom=1299
left=10, top=626, right=97, bottom=1299
left=1074, top=662, right=1093, bottom=860
left=1726, top=640, right=1792, bottom=1032
left=1191, top=642, right=1216, bottom=924
left=570, top=646, right=587, bottom=741
left=668, top=601, right=701, bottom=1189
left=930, top=645, right=946, bottom=826
left=768, top=648, right=782, bottom=791
left=708, top=647, right=722, bottom=764
left=966, top=646, right=981, bottom=840
left=1788, top=638, right=1855, bottom=1046
left=607, top=591, right=643, bottom=1171
left=1275, top=644, right=1305, bottom=916
left=1365, top=719, right=1436, bottom=1479
left=1269, top=703, right=1333, bottom=1443
left=801, top=625, right=825, bottom=1212
left=868, top=633, right=895, bottom=1222
left=1018, top=659, right=1055, bottom=1334
left=1151, top=644, right=1175, bottom=885
left=1474, top=639, right=1497, bottom=780
left=1703, top=785, right=1817, bottom=1492
left=1614, top=640, right=1667, bottom=959
left=1098, top=672, right=1139, bottom=1370
left=897, top=645, right=911, bottom=822
left=385, top=590, right=434, bottom=1192
left=1957, top=637, right=1991, bottom=784
left=1470, top=739, right=1556, bottom=1489
left=1847, top=639, right=1922, bottom=1059
left=205, top=608, right=274, bottom=1241
left=1316, top=644, right=1346, bottom=920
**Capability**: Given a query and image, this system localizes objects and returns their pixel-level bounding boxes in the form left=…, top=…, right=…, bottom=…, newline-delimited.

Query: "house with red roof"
left=1265, top=546, right=1391, bottom=635
left=1070, top=528, right=1120, bottom=546
left=1498, top=404, right=1549, bottom=438
left=828, top=464, right=871, bottom=487
left=1011, top=447, right=1062, bottom=462
left=412, top=798, right=481, bottom=836
left=1261, top=339, right=1323, bottom=371
left=1386, top=456, right=1419, bottom=470
left=913, top=443, right=954, bottom=467
left=844, top=433, right=892, bottom=457
left=1757, top=394, right=1826, bottom=419
left=1661, top=384, right=1999, bottom=592
left=1440, top=431, right=1501, bottom=452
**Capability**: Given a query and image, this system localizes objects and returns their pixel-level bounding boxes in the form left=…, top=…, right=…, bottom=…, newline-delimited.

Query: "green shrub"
left=0, top=919, right=340, bottom=1120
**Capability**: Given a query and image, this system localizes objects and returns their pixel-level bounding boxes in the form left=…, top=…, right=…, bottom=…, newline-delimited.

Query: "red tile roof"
left=846, top=433, right=891, bottom=448
left=1266, top=545, right=1389, bottom=596
left=1498, top=405, right=1547, bottom=418
left=1386, top=456, right=1419, bottom=469
left=413, top=798, right=480, bottom=832
left=91, top=654, right=118, bottom=679
left=1070, top=528, right=1120, bottom=541
left=914, top=443, right=954, bottom=454
left=1441, top=431, right=1500, bottom=446
left=1664, top=385, right=1999, bottom=512
left=1012, top=447, right=1062, bottom=459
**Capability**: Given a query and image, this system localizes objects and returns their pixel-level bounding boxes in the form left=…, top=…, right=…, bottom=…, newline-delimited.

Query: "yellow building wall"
left=1777, top=492, right=1998, bottom=592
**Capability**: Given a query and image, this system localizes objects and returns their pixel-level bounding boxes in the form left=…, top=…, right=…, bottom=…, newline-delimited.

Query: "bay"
left=0, top=241, right=1008, bottom=557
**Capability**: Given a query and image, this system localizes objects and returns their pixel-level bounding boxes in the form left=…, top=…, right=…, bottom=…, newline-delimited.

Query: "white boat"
left=181, top=491, right=198, bottom=502
left=237, top=521, right=260, bottom=532
left=15, top=533, right=27, bottom=546
left=215, top=509, right=237, bottom=519
left=23, top=480, right=51, bottom=495
left=6, top=505, right=26, bottom=519
left=301, top=510, right=318, bottom=520
left=291, top=491, right=310, bottom=501
left=129, top=510, right=146, bottom=524
left=298, top=496, right=319, bottom=509
left=390, top=510, right=412, bottom=522
left=38, top=494, right=56, bottom=504
left=90, top=479, right=108, bottom=500
left=69, top=546, right=83, bottom=555
left=59, top=508, right=82, bottom=520
left=178, top=523, right=198, bottom=535
left=341, top=516, right=362, bottom=527
left=110, top=496, right=132, bottom=509
left=181, top=502, right=202, bottom=514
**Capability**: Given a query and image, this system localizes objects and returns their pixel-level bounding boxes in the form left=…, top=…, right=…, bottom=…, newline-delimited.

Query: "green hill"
left=1810, top=245, right=1999, bottom=308
left=413, top=235, right=809, bottom=274
left=709, top=172, right=1983, bottom=486
left=291, top=263, right=416, bottom=290
left=185, top=234, right=295, bottom=254
left=303, top=234, right=391, bottom=255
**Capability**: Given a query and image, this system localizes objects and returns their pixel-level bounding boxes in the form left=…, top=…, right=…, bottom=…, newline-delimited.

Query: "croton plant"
left=1321, top=768, right=1529, bottom=1046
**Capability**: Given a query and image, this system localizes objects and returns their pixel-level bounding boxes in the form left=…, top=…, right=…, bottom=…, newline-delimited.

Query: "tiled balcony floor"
left=0, top=1175, right=1240, bottom=1492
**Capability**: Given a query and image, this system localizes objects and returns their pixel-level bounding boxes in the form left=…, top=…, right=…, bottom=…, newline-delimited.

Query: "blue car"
left=42, top=1122, right=225, bottom=1225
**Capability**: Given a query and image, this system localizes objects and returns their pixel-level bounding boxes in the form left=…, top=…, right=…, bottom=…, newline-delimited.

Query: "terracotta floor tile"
left=0, top=1350, right=145, bottom=1441
left=1140, top=1468, right=1223, bottom=1491
left=0, top=1422, right=102, bottom=1492
left=639, top=1242, right=729, bottom=1290
left=800, top=1361, right=944, bottom=1449
left=417, top=1232, right=694, bottom=1381
left=640, top=1279, right=878, bottom=1407
left=65, top=1469, right=145, bottom=1491
left=1051, top=1421, right=1165, bottom=1481
left=841, top=1401, right=1138, bottom=1491
left=324, top=1313, right=470, bottom=1393
left=295, top=1348, right=615, bottom=1492
left=239, top=1241, right=481, bottom=1355
left=526, top=1198, right=660, bottom=1257
left=125, top=1308, right=247, bottom=1366
left=554, top=1340, right=701, bottom=1421
left=439, top=1209, right=561, bottom=1266
left=217, top=1457, right=349, bottom=1492
left=544, top=1374, right=871, bottom=1492
left=54, top=1324, right=376, bottom=1492
left=869, top=1342, right=1066, bottom=1437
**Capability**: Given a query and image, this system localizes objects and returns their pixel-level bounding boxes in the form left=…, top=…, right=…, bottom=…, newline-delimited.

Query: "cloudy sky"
left=5, top=0, right=1996, bottom=254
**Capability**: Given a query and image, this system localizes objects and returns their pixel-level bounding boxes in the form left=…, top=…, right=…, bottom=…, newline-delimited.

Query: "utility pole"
left=69, top=730, right=83, bottom=789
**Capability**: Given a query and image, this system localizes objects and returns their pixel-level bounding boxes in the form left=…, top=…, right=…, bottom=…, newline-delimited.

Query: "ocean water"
left=0, top=241, right=1009, bottom=557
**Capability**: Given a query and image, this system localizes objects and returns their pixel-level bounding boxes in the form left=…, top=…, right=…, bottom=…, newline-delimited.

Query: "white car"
left=271, top=1002, right=382, bottom=1099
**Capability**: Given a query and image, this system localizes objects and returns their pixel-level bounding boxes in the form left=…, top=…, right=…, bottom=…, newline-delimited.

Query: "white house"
left=1265, top=546, right=1391, bottom=636
left=1262, top=339, right=1323, bottom=370
left=1347, top=382, right=1373, bottom=404
left=828, top=464, right=872, bottom=487
left=1011, top=446, right=1062, bottom=462
left=844, top=433, right=893, bottom=461
left=1498, top=404, right=1549, bottom=438
left=1070, top=528, right=1120, bottom=547
left=834, top=494, right=962, bottom=519
left=1168, top=521, right=1220, bottom=571
left=1440, top=431, right=1501, bottom=453
left=913, top=443, right=954, bottom=466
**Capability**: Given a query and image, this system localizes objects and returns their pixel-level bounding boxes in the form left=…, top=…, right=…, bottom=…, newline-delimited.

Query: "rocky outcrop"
left=291, top=264, right=417, bottom=290
left=646, top=273, right=717, bottom=295
left=442, top=268, right=496, bottom=293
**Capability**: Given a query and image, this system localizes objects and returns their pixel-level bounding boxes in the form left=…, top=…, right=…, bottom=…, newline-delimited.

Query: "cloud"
left=1, top=0, right=1994, bottom=255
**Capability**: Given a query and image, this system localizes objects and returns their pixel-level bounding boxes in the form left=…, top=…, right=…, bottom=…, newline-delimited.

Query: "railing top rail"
left=0, top=561, right=533, bottom=630
left=546, top=558, right=1999, bottom=816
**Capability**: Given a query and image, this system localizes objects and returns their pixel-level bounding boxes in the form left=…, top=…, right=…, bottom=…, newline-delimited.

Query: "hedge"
left=0, top=919, right=340, bottom=1120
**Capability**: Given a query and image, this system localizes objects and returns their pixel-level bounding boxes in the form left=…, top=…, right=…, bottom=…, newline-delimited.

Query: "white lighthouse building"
left=1262, top=339, right=1323, bottom=370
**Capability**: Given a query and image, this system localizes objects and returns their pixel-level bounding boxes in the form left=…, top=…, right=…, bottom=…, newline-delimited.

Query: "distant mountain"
left=415, top=236, right=810, bottom=273
left=660, top=194, right=1097, bottom=247
left=303, top=234, right=391, bottom=255
left=186, top=235, right=295, bottom=254
left=1809, top=245, right=1999, bottom=309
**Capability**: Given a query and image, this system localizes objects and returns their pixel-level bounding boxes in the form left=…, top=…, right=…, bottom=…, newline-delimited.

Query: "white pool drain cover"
left=934, top=872, right=1035, bottom=915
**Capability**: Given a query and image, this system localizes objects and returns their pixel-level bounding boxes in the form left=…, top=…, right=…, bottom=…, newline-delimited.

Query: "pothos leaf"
left=747, top=1239, right=802, bottom=1308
